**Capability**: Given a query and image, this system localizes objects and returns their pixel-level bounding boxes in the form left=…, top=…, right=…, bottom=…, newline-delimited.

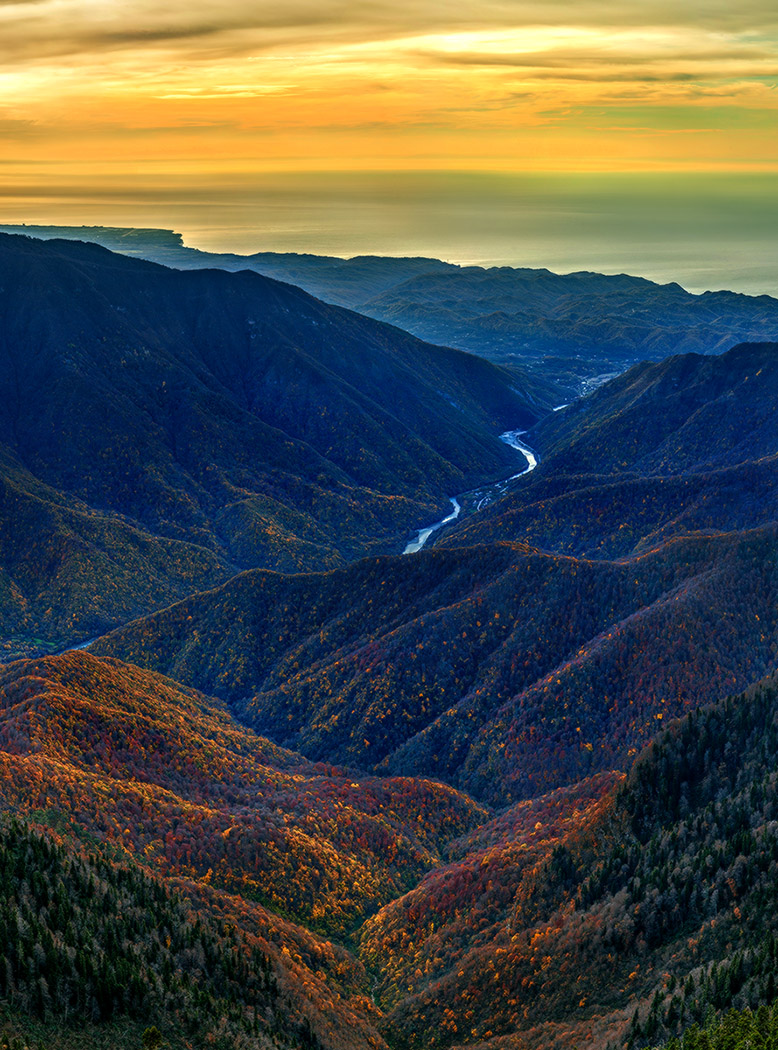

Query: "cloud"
left=0, top=1, right=355, bottom=65
left=0, top=117, right=42, bottom=137
left=398, top=25, right=778, bottom=93
left=421, top=46, right=778, bottom=70
left=414, top=50, right=778, bottom=87
left=2, top=0, right=776, bottom=178
left=1, top=0, right=777, bottom=69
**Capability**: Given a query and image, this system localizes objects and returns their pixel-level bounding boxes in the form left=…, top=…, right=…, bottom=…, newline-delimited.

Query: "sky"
left=0, top=1, right=777, bottom=291
left=2, top=0, right=778, bottom=180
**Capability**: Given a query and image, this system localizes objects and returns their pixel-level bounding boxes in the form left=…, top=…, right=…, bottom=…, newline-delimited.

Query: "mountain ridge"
left=4, top=224, right=778, bottom=397
left=0, top=232, right=536, bottom=655
left=94, top=343, right=778, bottom=804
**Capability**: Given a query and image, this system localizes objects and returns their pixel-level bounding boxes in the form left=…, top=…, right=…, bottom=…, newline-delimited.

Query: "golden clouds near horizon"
left=1, top=0, right=777, bottom=175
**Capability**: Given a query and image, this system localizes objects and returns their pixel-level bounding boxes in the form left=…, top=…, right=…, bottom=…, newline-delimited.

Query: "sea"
left=2, top=171, right=777, bottom=297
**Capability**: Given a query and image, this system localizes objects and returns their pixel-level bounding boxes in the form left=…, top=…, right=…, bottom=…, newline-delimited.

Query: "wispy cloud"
left=0, top=0, right=776, bottom=175
left=1, top=0, right=777, bottom=64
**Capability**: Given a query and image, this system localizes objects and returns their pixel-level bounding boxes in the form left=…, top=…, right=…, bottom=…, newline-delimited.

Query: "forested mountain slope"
left=0, top=818, right=373, bottom=1050
left=442, top=342, right=778, bottom=557
left=8, top=660, right=778, bottom=1050
left=0, top=233, right=534, bottom=654
left=96, top=523, right=778, bottom=804
left=362, top=671, right=778, bottom=1050
left=0, top=651, right=485, bottom=936
left=0, top=649, right=495, bottom=1047
left=533, top=342, right=778, bottom=476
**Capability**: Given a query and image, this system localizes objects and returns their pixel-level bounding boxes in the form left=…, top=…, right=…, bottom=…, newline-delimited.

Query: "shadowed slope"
left=95, top=524, right=778, bottom=804
left=96, top=344, right=778, bottom=803
left=0, top=232, right=536, bottom=651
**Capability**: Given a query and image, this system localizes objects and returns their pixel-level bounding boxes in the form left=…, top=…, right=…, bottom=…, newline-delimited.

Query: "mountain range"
left=93, top=342, right=778, bottom=804
left=0, top=229, right=777, bottom=1050
left=6, top=649, right=778, bottom=1050
left=3, top=225, right=778, bottom=396
left=0, top=232, right=535, bottom=657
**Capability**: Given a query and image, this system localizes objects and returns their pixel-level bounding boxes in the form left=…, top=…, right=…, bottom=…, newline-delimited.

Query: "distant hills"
left=0, top=232, right=536, bottom=655
left=3, top=224, right=778, bottom=396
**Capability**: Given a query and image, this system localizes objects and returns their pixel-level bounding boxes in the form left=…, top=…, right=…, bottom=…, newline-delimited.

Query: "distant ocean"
left=3, top=171, right=777, bottom=297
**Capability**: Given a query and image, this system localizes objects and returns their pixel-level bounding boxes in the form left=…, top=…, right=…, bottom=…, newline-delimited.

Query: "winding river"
left=403, top=498, right=462, bottom=554
left=56, top=432, right=537, bottom=650
left=403, top=429, right=538, bottom=554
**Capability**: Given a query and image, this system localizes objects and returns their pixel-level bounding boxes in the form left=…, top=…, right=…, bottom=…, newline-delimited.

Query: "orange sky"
left=1, top=0, right=777, bottom=181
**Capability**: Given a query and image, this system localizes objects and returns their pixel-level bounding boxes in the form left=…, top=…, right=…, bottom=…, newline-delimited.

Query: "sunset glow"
left=2, top=0, right=777, bottom=180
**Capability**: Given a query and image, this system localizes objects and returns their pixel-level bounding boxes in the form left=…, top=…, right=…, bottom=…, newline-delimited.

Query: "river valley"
left=402, top=429, right=538, bottom=554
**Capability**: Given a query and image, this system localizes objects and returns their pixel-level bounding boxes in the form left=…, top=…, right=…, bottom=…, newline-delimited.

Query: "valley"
left=403, top=430, right=538, bottom=554
left=0, top=233, right=535, bottom=660
left=0, top=231, right=777, bottom=1050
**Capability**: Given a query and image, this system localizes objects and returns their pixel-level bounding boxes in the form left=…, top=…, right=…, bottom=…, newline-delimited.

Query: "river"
left=403, top=429, right=538, bottom=554
left=56, top=432, right=536, bottom=650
